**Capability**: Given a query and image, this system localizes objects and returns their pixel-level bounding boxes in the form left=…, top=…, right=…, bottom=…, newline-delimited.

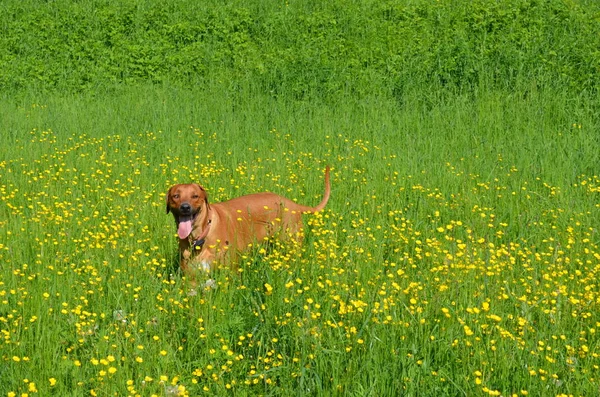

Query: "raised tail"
left=310, top=166, right=331, bottom=212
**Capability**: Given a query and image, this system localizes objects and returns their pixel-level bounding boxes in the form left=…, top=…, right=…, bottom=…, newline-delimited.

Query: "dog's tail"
left=307, top=166, right=331, bottom=213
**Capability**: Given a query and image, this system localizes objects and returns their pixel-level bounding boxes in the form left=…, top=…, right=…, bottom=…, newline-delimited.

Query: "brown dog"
left=166, top=166, right=330, bottom=276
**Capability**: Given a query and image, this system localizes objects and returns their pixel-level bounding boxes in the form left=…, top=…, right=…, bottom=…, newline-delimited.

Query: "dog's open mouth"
left=177, top=205, right=203, bottom=239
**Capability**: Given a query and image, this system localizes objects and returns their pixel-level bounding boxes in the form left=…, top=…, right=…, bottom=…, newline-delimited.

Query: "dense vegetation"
left=1, top=0, right=599, bottom=396
left=2, top=0, right=600, bottom=98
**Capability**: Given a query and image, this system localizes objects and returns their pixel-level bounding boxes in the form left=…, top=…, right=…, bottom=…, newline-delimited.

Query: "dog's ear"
left=165, top=187, right=172, bottom=214
left=194, top=183, right=210, bottom=210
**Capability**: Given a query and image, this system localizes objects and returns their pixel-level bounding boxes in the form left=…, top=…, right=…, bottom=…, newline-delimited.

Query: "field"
left=1, top=0, right=600, bottom=396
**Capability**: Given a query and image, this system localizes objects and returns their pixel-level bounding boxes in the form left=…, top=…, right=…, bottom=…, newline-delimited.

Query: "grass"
left=3, top=0, right=600, bottom=96
left=0, top=84, right=599, bottom=396
left=1, top=2, right=599, bottom=395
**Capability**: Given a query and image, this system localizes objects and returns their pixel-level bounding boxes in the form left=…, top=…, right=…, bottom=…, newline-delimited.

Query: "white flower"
left=204, top=279, right=217, bottom=290
left=113, top=310, right=127, bottom=323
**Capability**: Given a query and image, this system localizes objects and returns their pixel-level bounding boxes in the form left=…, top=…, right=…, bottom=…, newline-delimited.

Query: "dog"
left=166, top=166, right=330, bottom=277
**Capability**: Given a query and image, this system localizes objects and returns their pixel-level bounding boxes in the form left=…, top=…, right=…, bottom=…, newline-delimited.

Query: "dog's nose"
left=180, top=203, right=192, bottom=214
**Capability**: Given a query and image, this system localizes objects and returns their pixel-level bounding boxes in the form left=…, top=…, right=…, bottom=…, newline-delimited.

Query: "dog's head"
left=166, top=183, right=210, bottom=239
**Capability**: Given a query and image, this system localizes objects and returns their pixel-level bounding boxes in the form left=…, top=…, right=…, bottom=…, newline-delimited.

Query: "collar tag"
left=193, top=238, right=205, bottom=250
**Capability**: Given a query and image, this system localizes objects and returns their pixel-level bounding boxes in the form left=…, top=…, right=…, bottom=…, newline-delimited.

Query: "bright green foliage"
left=1, top=0, right=599, bottom=97
left=1, top=0, right=599, bottom=396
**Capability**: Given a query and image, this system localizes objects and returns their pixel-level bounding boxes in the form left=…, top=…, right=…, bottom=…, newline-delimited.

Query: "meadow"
left=1, top=0, right=600, bottom=396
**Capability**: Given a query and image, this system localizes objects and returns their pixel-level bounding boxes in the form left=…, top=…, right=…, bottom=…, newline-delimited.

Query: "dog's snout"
left=180, top=203, right=192, bottom=214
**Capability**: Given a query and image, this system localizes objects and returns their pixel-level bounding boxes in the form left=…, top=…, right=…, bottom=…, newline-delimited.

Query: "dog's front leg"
left=178, top=239, right=193, bottom=275
left=183, top=246, right=214, bottom=277
left=196, top=250, right=215, bottom=273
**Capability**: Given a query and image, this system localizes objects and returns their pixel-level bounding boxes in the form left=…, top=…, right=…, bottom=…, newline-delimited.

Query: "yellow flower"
left=49, top=378, right=57, bottom=387
left=192, top=369, right=203, bottom=377
left=264, top=283, right=273, bottom=296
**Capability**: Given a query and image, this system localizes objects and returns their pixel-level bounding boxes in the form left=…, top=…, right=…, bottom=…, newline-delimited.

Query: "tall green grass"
left=1, top=0, right=600, bottom=395
left=1, top=85, right=599, bottom=395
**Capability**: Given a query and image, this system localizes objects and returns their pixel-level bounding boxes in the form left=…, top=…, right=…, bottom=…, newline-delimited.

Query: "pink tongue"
left=178, top=216, right=193, bottom=239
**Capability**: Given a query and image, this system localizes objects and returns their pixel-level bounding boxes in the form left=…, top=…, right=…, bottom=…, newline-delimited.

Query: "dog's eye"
left=173, top=194, right=180, bottom=199
left=192, top=194, right=199, bottom=199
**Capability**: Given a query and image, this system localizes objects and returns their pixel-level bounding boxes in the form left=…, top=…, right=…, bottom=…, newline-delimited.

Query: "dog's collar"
left=191, top=220, right=211, bottom=251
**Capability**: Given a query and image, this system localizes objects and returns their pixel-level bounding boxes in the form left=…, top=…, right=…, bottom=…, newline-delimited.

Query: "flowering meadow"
left=0, top=90, right=599, bottom=396
left=2, top=0, right=600, bottom=395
